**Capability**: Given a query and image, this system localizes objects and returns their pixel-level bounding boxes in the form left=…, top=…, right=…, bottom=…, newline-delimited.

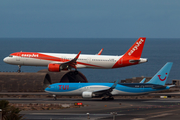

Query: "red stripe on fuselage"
left=11, top=52, right=104, bottom=68
left=112, top=57, right=139, bottom=68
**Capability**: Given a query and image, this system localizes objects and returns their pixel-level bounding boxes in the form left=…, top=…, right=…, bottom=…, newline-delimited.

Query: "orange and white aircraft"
left=3, top=37, right=147, bottom=72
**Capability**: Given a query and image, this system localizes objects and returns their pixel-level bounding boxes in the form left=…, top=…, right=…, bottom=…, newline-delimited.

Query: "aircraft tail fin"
left=112, top=37, right=147, bottom=68
left=123, top=37, right=146, bottom=58
left=147, top=62, right=173, bottom=86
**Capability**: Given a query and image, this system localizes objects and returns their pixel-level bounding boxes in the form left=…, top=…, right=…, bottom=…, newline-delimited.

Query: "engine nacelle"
left=48, top=63, right=61, bottom=72
left=82, top=91, right=93, bottom=98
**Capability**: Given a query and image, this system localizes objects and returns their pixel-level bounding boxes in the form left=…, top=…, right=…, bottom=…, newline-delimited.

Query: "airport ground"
left=1, top=94, right=180, bottom=120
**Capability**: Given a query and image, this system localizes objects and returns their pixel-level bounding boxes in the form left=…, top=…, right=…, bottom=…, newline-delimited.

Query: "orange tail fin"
left=112, top=37, right=146, bottom=68
left=123, top=37, right=146, bottom=58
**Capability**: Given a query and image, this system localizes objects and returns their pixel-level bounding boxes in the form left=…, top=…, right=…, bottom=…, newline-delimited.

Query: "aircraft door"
left=140, top=85, right=144, bottom=92
left=87, top=57, right=91, bottom=63
left=16, top=54, right=20, bottom=61
left=56, top=85, right=59, bottom=91
left=61, top=56, right=66, bottom=62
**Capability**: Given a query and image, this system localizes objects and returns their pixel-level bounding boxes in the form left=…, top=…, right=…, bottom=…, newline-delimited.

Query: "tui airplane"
left=45, top=62, right=173, bottom=100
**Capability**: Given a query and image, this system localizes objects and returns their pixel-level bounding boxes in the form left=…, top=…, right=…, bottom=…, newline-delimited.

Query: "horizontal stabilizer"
left=129, top=60, right=140, bottom=63
left=167, top=85, right=175, bottom=88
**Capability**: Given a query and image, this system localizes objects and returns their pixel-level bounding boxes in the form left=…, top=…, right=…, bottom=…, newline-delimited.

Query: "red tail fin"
left=123, top=37, right=146, bottom=58
left=112, top=37, right=146, bottom=68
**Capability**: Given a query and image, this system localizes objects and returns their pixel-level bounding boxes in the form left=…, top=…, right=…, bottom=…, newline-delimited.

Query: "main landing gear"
left=17, top=65, right=21, bottom=73
left=102, top=97, right=114, bottom=101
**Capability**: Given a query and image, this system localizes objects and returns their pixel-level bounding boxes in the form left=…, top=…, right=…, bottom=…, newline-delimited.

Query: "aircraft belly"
left=112, top=89, right=150, bottom=96
left=78, top=62, right=115, bottom=69
left=23, top=58, right=49, bottom=66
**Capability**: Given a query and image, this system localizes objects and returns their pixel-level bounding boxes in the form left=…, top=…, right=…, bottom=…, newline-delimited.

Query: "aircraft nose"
left=3, top=57, right=8, bottom=63
left=45, top=87, right=48, bottom=91
left=45, top=86, right=51, bottom=92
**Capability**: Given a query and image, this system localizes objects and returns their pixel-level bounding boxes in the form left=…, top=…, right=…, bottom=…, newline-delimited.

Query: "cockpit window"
left=48, top=86, right=51, bottom=88
left=8, top=55, right=13, bottom=57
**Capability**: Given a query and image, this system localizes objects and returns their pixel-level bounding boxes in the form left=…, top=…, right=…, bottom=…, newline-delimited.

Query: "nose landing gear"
left=53, top=94, right=57, bottom=100
left=17, top=65, right=21, bottom=73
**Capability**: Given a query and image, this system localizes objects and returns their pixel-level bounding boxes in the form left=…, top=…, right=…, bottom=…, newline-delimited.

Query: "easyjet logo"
left=21, top=54, right=39, bottom=57
left=128, top=39, right=144, bottom=56
left=59, top=85, right=69, bottom=90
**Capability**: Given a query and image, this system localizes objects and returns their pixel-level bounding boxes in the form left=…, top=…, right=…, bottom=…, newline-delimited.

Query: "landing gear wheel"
left=108, top=97, right=114, bottom=100
left=53, top=94, right=57, bottom=100
left=54, top=97, right=57, bottom=101
left=102, top=98, right=107, bottom=101
left=17, top=65, right=21, bottom=73
left=102, top=97, right=114, bottom=101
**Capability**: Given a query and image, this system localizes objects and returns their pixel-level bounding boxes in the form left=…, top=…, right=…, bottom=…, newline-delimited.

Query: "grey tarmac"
left=1, top=97, right=180, bottom=120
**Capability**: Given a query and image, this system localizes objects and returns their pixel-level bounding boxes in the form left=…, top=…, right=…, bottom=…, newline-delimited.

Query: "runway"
left=1, top=97, right=180, bottom=120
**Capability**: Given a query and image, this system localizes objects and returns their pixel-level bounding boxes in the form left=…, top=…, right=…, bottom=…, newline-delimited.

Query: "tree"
left=0, top=100, right=24, bottom=120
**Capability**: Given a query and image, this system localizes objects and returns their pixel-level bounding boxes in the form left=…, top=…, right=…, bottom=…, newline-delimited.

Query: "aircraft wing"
left=92, top=80, right=119, bottom=96
left=55, top=51, right=81, bottom=69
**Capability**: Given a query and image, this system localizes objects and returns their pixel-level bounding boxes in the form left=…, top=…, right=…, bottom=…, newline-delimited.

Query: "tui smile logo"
left=158, top=73, right=168, bottom=81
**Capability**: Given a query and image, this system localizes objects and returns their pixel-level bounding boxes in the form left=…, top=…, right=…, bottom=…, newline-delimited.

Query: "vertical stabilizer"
left=112, top=37, right=147, bottom=68
left=147, top=62, right=173, bottom=85
left=123, top=37, right=146, bottom=58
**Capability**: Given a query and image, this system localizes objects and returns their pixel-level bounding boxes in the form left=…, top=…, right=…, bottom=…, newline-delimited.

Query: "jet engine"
left=48, top=63, right=61, bottom=72
left=82, top=91, right=93, bottom=98
left=48, top=63, right=69, bottom=72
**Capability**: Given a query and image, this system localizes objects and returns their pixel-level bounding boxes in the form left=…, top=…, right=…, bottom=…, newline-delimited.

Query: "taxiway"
left=1, top=97, right=180, bottom=120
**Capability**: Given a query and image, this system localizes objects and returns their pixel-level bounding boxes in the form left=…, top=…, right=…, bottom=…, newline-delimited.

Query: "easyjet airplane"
left=3, top=37, right=147, bottom=72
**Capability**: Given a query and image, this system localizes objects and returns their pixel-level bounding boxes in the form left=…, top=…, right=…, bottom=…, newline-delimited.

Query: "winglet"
left=111, top=80, right=120, bottom=89
left=61, top=51, right=81, bottom=69
left=97, top=48, right=103, bottom=55
left=75, top=51, right=81, bottom=60
left=140, top=78, right=146, bottom=83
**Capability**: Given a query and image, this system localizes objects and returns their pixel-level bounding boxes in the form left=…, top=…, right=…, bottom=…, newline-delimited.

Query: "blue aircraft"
left=45, top=62, right=174, bottom=100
